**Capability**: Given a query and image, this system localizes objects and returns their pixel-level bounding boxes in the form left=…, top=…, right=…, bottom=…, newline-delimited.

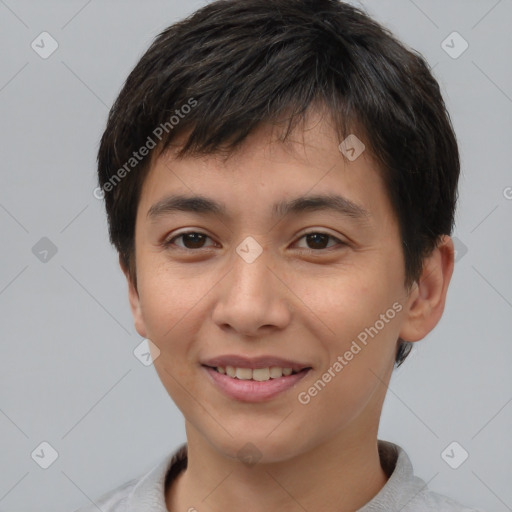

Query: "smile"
left=202, top=364, right=311, bottom=402
left=212, top=365, right=301, bottom=381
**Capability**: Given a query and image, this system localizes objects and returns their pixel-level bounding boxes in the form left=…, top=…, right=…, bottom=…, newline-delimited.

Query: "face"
left=126, top=109, right=416, bottom=463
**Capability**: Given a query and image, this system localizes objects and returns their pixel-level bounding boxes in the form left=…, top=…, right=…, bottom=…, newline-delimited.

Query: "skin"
left=122, top=107, right=454, bottom=512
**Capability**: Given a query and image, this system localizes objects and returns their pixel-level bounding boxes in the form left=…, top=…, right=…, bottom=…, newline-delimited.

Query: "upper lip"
left=201, top=355, right=312, bottom=371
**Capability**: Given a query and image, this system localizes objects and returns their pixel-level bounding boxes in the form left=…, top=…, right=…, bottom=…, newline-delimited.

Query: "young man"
left=78, top=0, right=484, bottom=510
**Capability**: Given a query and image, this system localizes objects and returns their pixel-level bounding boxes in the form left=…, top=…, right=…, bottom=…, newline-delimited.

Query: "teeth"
left=215, top=366, right=297, bottom=380
left=252, top=368, right=270, bottom=381
left=269, top=366, right=283, bottom=378
left=236, top=367, right=253, bottom=380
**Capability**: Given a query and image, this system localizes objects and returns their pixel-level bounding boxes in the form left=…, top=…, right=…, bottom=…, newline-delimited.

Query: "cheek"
left=137, top=259, right=206, bottom=342
left=298, top=265, right=400, bottom=345
left=294, top=266, right=403, bottom=396
left=294, top=301, right=402, bottom=439
left=135, top=258, right=221, bottom=391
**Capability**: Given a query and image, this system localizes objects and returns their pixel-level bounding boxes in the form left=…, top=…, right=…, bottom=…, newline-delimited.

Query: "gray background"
left=1, top=0, right=511, bottom=511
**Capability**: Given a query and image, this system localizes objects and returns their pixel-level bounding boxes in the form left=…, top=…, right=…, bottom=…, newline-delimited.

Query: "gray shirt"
left=74, top=440, right=484, bottom=511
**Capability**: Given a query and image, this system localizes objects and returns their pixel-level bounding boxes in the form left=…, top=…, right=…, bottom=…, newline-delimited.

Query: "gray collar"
left=124, top=440, right=423, bottom=511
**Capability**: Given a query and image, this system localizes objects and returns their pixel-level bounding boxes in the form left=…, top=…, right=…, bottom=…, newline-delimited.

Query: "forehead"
left=137, top=110, right=390, bottom=227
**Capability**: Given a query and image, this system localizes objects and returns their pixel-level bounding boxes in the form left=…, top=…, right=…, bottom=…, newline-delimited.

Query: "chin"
left=203, top=427, right=312, bottom=466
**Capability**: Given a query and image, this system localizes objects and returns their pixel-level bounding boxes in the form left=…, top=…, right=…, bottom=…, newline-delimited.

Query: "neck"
left=166, top=425, right=389, bottom=512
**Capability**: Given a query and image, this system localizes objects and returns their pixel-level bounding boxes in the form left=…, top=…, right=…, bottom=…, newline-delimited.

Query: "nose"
left=211, top=244, right=292, bottom=337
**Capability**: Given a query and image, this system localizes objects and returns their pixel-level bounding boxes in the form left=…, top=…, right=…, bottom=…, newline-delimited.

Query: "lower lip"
left=203, top=366, right=311, bottom=402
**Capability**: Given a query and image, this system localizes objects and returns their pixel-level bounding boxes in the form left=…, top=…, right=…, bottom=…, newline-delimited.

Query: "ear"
left=119, top=255, right=147, bottom=338
left=399, top=235, right=455, bottom=342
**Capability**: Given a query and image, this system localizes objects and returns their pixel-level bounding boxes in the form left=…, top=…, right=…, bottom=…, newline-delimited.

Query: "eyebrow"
left=147, top=193, right=370, bottom=222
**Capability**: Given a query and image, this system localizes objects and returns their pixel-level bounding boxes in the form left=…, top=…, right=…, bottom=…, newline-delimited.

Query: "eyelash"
left=163, top=231, right=346, bottom=253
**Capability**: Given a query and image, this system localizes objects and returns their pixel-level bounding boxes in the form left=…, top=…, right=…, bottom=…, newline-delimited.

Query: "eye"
left=294, top=231, right=345, bottom=251
left=164, top=231, right=216, bottom=250
left=163, top=230, right=346, bottom=252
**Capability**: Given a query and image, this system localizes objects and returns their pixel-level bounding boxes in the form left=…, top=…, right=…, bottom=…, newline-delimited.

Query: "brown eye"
left=295, top=232, right=345, bottom=251
left=165, top=232, right=215, bottom=250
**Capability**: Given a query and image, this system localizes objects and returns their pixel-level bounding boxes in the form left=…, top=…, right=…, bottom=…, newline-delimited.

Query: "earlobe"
left=119, top=255, right=147, bottom=338
left=399, top=235, right=455, bottom=343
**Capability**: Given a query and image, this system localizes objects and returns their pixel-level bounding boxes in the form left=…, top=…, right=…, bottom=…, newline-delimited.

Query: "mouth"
left=204, top=365, right=308, bottom=381
left=201, top=356, right=312, bottom=402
